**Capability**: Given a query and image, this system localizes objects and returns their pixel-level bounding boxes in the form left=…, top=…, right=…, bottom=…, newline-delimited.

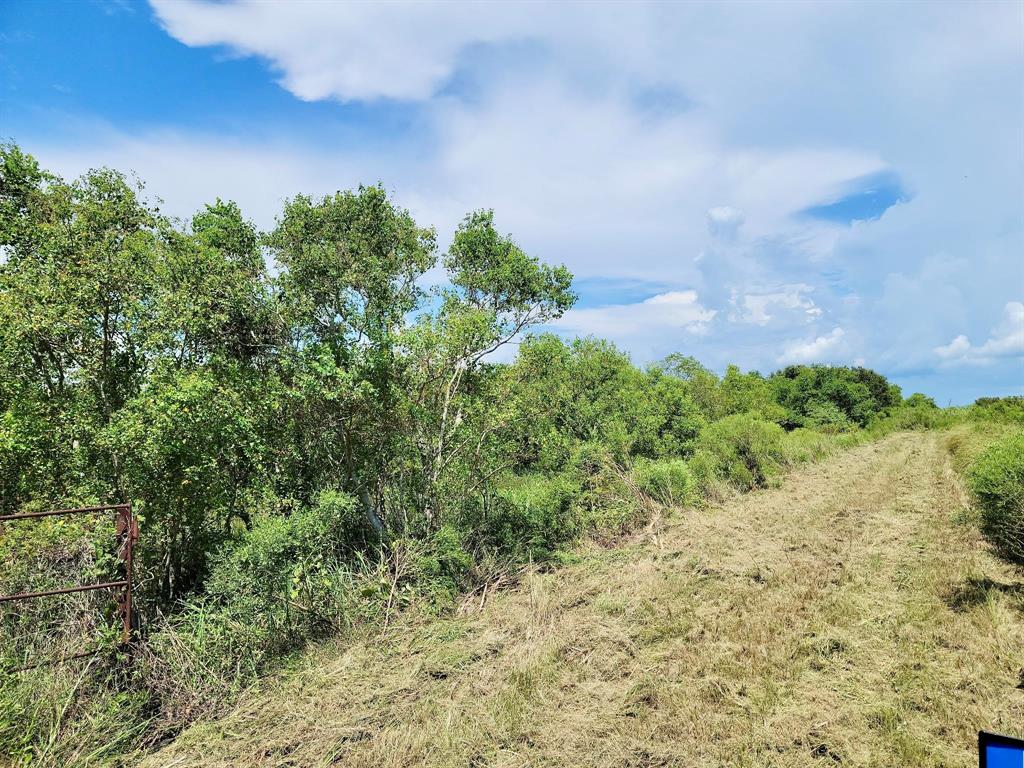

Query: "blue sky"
left=2, top=0, right=1022, bottom=404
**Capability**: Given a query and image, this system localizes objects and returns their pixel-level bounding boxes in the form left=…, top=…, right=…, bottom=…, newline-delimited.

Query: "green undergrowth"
left=0, top=413, right=915, bottom=767
left=943, top=396, right=1024, bottom=567
left=946, top=420, right=1024, bottom=566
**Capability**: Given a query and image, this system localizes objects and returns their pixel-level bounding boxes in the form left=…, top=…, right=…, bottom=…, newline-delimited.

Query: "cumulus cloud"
left=707, top=206, right=743, bottom=240
left=31, top=85, right=885, bottom=284
left=730, top=283, right=819, bottom=327
left=778, top=327, right=846, bottom=364
left=149, top=1, right=1021, bottom=110
left=934, top=302, right=1024, bottom=365
left=935, top=335, right=971, bottom=360
left=31, top=129, right=391, bottom=231
left=554, top=290, right=715, bottom=340
left=149, top=1, right=529, bottom=102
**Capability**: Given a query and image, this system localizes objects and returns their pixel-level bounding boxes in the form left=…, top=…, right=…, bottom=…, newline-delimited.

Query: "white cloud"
left=31, top=128, right=388, bottom=232
left=979, top=302, right=1024, bottom=358
left=730, top=283, right=818, bottom=327
left=31, top=83, right=885, bottom=285
left=428, top=78, right=890, bottom=281
left=934, top=301, right=1024, bottom=365
left=554, top=290, right=715, bottom=340
left=707, top=206, right=743, bottom=240
left=778, top=327, right=846, bottom=364
left=935, top=335, right=971, bottom=360
left=149, top=1, right=531, bottom=102
left=149, top=1, right=1021, bottom=110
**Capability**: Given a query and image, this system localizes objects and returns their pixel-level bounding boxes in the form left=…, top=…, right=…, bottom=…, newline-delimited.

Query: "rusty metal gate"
left=0, top=503, right=139, bottom=666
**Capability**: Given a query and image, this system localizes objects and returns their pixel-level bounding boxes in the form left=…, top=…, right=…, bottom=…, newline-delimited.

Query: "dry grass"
left=140, top=431, right=1024, bottom=768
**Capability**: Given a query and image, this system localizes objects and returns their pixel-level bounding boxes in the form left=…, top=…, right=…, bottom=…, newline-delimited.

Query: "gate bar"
left=0, top=503, right=128, bottom=523
left=0, top=580, right=128, bottom=603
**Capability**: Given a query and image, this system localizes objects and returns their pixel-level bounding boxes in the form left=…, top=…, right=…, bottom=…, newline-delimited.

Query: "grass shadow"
left=945, top=576, right=1024, bottom=613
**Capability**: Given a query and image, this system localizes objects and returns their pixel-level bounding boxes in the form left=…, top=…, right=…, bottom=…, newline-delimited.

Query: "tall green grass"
left=968, top=431, right=1024, bottom=564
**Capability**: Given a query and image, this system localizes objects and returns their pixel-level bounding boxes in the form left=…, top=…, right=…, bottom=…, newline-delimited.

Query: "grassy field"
left=141, top=430, right=1024, bottom=767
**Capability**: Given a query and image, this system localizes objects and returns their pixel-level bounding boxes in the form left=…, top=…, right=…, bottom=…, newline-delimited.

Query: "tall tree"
left=266, top=185, right=437, bottom=530
left=0, top=143, right=160, bottom=503
left=399, top=211, right=575, bottom=527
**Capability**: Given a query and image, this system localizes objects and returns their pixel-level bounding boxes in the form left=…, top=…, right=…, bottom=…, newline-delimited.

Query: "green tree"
left=770, top=365, right=901, bottom=428
left=106, top=366, right=268, bottom=600
left=152, top=200, right=277, bottom=367
left=0, top=143, right=161, bottom=504
left=398, top=211, right=575, bottom=528
left=656, top=354, right=725, bottom=421
left=720, top=365, right=784, bottom=422
left=505, top=336, right=703, bottom=469
left=267, top=185, right=437, bottom=531
left=904, top=392, right=937, bottom=409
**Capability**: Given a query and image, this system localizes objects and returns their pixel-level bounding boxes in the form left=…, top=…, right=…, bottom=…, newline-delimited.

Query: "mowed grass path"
left=144, top=432, right=1024, bottom=767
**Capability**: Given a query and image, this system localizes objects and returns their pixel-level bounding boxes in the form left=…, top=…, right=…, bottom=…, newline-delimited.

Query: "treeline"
left=0, top=143, right=976, bottom=763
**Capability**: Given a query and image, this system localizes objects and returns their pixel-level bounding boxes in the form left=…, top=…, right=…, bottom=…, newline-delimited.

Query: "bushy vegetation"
left=970, top=396, right=1024, bottom=425
left=769, top=364, right=903, bottom=429
left=0, top=143, right=984, bottom=765
left=943, top=398, right=1024, bottom=568
left=632, top=457, right=695, bottom=507
left=693, top=413, right=787, bottom=492
left=968, top=431, right=1024, bottom=564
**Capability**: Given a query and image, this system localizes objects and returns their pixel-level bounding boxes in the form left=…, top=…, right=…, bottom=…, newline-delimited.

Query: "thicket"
left=969, top=431, right=1024, bottom=563
left=0, top=143, right=960, bottom=765
left=946, top=397, right=1024, bottom=567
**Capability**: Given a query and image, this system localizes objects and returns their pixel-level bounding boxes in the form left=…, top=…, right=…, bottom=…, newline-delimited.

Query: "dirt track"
left=144, top=431, right=1024, bottom=768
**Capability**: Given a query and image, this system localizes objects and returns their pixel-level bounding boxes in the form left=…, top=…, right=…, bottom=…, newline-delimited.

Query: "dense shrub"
left=695, top=413, right=787, bottom=492
left=108, top=366, right=271, bottom=602
left=969, top=432, right=1024, bottom=564
left=486, top=473, right=581, bottom=559
left=656, top=356, right=785, bottom=424
left=507, top=336, right=705, bottom=469
left=770, top=365, right=902, bottom=428
left=566, top=441, right=647, bottom=534
left=887, top=403, right=956, bottom=431
left=144, top=490, right=378, bottom=687
left=134, top=491, right=414, bottom=733
left=207, top=491, right=371, bottom=619
left=905, top=392, right=938, bottom=409
left=411, top=524, right=474, bottom=599
left=632, top=457, right=696, bottom=506
left=719, top=365, right=787, bottom=424
left=803, top=401, right=854, bottom=433
left=971, top=397, right=1024, bottom=425
left=687, top=448, right=727, bottom=501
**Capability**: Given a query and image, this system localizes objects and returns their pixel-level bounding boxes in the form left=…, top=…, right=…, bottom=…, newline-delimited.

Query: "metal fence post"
left=114, top=502, right=138, bottom=645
